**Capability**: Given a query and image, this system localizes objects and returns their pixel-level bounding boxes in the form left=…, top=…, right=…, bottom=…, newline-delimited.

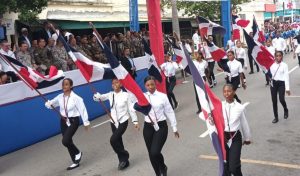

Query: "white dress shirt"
left=192, top=33, right=200, bottom=45
left=98, top=90, right=138, bottom=126
left=185, top=43, right=192, bottom=54
left=0, top=49, right=16, bottom=59
left=235, top=47, right=246, bottom=60
left=50, top=91, right=90, bottom=126
left=202, top=46, right=213, bottom=62
left=266, top=46, right=275, bottom=56
left=270, top=62, right=290, bottom=91
left=144, top=90, right=177, bottom=132
left=235, top=47, right=247, bottom=67
left=193, top=59, right=208, bottom=77
left=161, top=61, right=178, bottom=77
left=222, top=101, right=251, bottom=141
left=272, top=37, right=286, bottom=51
left=227, top=40, right=235, bottom=50
left=227, top=59, right=243, bottom=77
left=23, top=36, right=31, bottom=48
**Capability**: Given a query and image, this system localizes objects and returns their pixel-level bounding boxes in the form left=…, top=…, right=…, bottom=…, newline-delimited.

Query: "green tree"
left=161, top=0, right=250, bottom=20
left=0, top=0, right=48, bottom=22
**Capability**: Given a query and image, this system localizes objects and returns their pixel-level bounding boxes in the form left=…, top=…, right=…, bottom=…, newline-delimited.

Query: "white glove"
left=45, top=100, right=52, bottom=109
left=93, top=92, right=102, bottom=102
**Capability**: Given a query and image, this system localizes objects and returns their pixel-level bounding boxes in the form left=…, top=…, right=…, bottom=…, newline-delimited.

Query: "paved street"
left=1, top=53, right=300, bottom=176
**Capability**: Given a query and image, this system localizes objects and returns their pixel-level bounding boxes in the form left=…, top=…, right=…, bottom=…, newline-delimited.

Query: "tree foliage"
left=0, top=0, right=48, bottom=22
left=161, top=0, right=251, bottom=20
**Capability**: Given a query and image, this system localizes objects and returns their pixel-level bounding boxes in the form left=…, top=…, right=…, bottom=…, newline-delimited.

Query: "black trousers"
left=110, top=120, right=129, bottom=163
left=247, top=51, right=259, bottom=72
left=208, top=61, right=216, bottom=85
left=61, top=117, right=80, bottom=163
left=226, top=76, right=241, bottom=103
left=298, top=56, right=300, bottom=66
left=193, top=77, right=206, bottom=111
left=224, top=131, right=243, bottom=176
left=237, top=58, right=246, bottom=80
left=270, top=80, right=288, bottom=118
left=143, top=121, right=168, bottom=176
left=166, top=76, right=177, bottom=108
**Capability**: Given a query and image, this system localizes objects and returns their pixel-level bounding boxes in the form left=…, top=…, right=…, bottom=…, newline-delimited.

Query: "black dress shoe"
left=284, top=110, right=289, bottom=119
left=160, top=166, right=167, bottom=176
left=272, top=118, right=279, bottom=123
left=67, top=163, right=80, bottom=170
left=249, top=71, right=254, bottom=74
left=118, top=161, right=129, bottom=170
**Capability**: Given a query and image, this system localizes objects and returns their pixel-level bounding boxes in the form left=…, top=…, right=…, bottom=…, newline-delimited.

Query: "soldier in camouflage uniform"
left=80, top=35, right=94, bottom=60
left=51, top=39, right=68, bottom=71
left=33, top=39, right=52, bottom=74
left=90, top=35, right=107, bottom=63
left=16, top=42, right=35, bottom=68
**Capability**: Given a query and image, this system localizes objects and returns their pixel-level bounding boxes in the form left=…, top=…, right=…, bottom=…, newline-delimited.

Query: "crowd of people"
left=0, top=21, right=149, bottom=85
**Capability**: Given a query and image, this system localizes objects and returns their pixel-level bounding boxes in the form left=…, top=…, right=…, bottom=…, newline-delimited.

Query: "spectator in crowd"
left=39, top=21, right=53, bottom=43
left=89, top=35, right=107, bottom=63
left=120, top=47, right=136, bottom=79
left=33, top=38, right=51, bottom=74
left=16, top=42, right=35, bottom=68
left=51, top=39, right=68, bottom=71
left=80, top=35, right=93, bottom=60
left=0, top=71, right=8, bottom=85
left=18, top=28, right=31, bottom=48
left=0, top=40, right=16, bottom=59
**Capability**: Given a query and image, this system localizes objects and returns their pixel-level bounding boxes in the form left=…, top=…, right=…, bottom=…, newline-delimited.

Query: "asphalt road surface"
left=1, top=53, right=300, bottom=176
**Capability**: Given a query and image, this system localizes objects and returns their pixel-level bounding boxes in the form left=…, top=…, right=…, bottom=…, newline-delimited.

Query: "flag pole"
left=49, top=24, right=115, bottom=124
left=89, top=22, right=157, bottom=126
left=0, top=53, right=66, bottom=121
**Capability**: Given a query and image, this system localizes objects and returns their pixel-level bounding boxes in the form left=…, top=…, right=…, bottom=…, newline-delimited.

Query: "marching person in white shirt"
left=269, top=51, right=290, bottom=124
left=222, top=84, right=251, bottom=176
left=143, top=76, right=180, bottom=176
left=45, top=78, right=90, bottom=170
left=226, top=51, right=246, bottom=103
left=202, top=40, right=217, bottom=88
left=192, top=30, right=200, bottom=52
left=272, top=31, right=287, bottom=52
left=161, top=53, right=179, bottom=110
left=265, top=39, right=276, bottom=86
left=193, top=52, right=208, bottom=114
left=234, top=40, right=247, bottom=85
left=93, top=78, right=139, bottom=170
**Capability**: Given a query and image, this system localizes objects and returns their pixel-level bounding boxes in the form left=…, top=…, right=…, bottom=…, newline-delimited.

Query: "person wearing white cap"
left=18, top=28, right=31, bottom=48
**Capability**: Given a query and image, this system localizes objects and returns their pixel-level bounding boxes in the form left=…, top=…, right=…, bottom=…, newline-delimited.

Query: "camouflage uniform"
left=90, top=42, right=107, bottom=63
left=80, top=44, right=94, bottom=60
left=16, top=50, right=34, bottom=68
left=33, top=47, right=52, bottom=73
left=51, top=46, right=68, bottom=71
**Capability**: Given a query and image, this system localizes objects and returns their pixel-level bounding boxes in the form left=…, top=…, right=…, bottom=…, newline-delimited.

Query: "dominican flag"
left=232, top=15, right=241, bottom=40
left=93, top=32, right=152, bottom=115
left=142, top=38, right=162, bottom=82
left=197, top=16, right=226, bottom=37
left=232, top=14, right=250, bottom=28
left=182, top=45, right=225, bottom=176
left=252, top=15, right=266, bottom=43
left=203, top=37, right=226, bottom=62
left=243, top=29, right=274, bottom=72
left=0, top=54, right=64, bottom=89
left=58, top=35, right=114, bottom=82
left=166, top=36, right=190, bottom=74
